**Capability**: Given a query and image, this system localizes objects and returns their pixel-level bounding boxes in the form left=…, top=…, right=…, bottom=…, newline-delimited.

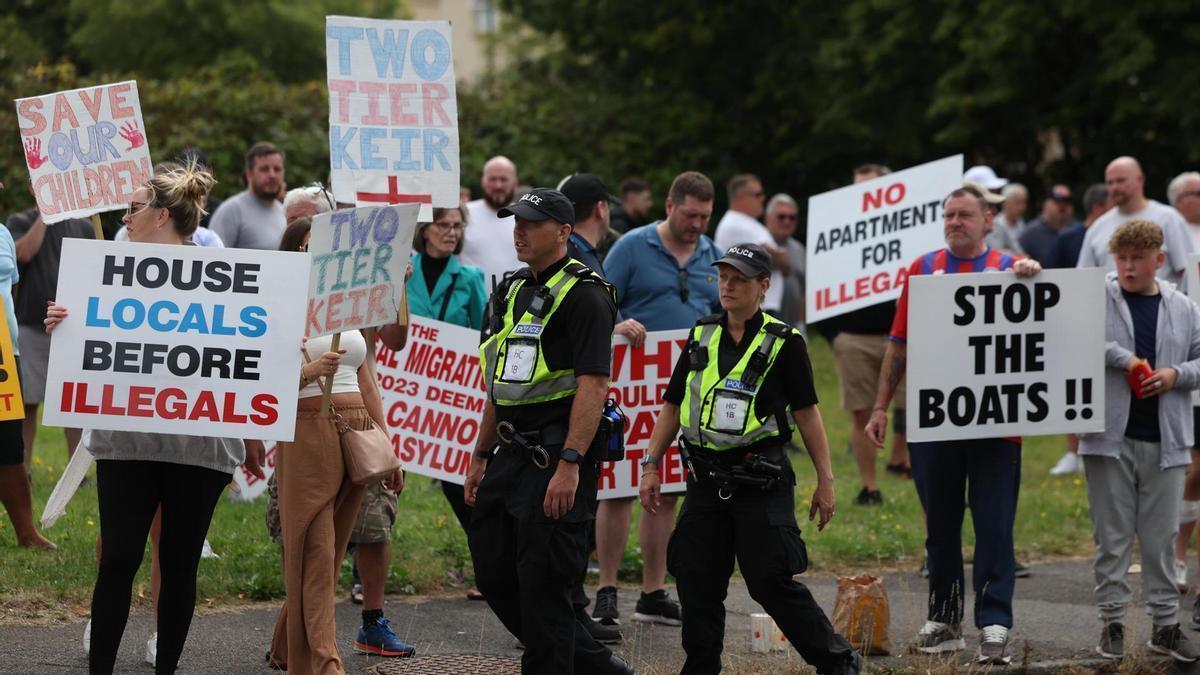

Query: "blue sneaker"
left=354, top=617, right=416, bottom=657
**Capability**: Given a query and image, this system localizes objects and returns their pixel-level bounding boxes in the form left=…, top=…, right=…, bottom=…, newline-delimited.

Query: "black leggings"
left=89, top=460, right=229, bottom=675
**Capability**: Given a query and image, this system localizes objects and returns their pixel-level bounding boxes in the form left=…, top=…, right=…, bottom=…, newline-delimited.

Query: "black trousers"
left=468, top=451, right=612, bottom=675
left=89, top=459, right=230, bottom=675
left=667, top=472, right=857, bottom=675
left=440, top=478, right=473, bottom=531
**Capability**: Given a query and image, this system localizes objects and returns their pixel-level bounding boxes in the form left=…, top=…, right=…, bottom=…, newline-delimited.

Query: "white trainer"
left=83, top=619, right=91, bottom=655
left=145, top=632, right=157, bottom=666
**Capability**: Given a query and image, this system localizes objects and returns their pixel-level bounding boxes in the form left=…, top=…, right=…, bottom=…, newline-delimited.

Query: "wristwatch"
left=560, top=448, right=584, bottom=464
left=640, top=454, right=661, bottom=472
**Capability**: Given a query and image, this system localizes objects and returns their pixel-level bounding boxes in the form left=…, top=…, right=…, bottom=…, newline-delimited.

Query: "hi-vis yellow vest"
left=480, top=260, right=615, bottom=406
left=680, top=313, right=795, bottom=452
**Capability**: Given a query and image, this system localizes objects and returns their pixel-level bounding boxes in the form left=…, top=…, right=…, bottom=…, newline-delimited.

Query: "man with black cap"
left=464, top=188, right=633, bottom=675
left=639, top=244, right=860, bottom=675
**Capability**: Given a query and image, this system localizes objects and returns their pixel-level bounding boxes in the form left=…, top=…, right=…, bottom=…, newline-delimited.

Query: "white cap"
left=963, top=165, right=1008, bottom=190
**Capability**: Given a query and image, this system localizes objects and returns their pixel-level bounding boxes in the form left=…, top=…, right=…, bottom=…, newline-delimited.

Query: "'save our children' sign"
left=15, top=81, right=153, bottom=223
left=806, top=155, right=962, bottom=323
left=326, top=16, right=460, bottom=221
left=43, top=240, right=310, bottom=441
left=306, top=203, right=418, bottom=338
left=905, top=268, right=1105, bottom=442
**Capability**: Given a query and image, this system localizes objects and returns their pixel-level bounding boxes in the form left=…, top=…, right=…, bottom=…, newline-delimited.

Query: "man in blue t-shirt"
left=589, top=171, right=722, bottom=632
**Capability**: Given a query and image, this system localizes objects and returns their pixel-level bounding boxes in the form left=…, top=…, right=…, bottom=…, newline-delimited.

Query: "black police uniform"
left=468, top=254, right=621, bottom=675
left=663, top=310, right=858, bottom=675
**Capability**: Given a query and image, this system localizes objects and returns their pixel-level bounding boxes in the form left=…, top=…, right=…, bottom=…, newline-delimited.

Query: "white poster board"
left=15, top=81, right=153, bottom=223
left=307, top=203, right=418, bottom=338
left=326, top=16, right=460, bottom=222
left=372, top=318, right=689, bottom=499
left=44, top=240, right=310, bottom=441
left=905, top=268, right=1105, bottom=442
left=806, top=155, right=962, bottom=322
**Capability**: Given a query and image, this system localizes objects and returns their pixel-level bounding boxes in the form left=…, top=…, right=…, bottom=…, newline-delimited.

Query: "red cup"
left=1126, top=359, right=1155, bottom=399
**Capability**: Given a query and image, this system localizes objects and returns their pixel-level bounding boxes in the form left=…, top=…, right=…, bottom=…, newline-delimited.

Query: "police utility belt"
left=678, top=440, right=790, bottom=500
left=494, top=398, right=627, bottom=469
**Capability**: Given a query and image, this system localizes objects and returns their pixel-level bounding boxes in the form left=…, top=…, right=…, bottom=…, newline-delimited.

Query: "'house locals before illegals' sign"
left=306, top=203, right=418, bottom=338
left=43, top=240, right=310, bottom=441
left=326, top=16, right=460, bottom=220
left=905, top=268, right=1106, bottom=442
left=15, top=81, right=153, bottom=223
left=805, top=155, right=962, bottom=323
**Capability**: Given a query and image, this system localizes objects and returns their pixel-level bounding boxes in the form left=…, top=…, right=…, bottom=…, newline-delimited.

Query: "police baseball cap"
left=713, top=244, right=772, bottom=278
left=559, top=173, right=620, bottom=209
left=498, top=188, right=576, bottom=226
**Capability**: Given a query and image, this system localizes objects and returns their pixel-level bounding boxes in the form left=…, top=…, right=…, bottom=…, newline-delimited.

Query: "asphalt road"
left=3, top=560, right=1200, bottom=673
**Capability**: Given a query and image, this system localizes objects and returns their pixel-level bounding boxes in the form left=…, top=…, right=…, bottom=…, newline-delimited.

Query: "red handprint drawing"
left=118, top=121, right=145, bottom=150
left=24, top=138, right=47, bottom=170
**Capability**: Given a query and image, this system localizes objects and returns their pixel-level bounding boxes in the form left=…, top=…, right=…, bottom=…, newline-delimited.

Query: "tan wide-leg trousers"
left=268, top=407, right=368, bottom=675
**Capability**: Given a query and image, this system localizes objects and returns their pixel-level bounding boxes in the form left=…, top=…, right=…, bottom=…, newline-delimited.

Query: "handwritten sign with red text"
left=15, top=81, right=153, bottom=223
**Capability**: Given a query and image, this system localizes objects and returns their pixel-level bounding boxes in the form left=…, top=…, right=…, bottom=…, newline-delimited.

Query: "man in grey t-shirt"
left=210, top=142, right=287, bottom=251
left=1077, top=156, right=1195, bottom=286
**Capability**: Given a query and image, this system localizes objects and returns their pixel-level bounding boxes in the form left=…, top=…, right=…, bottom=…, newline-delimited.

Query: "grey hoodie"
left=1078, top=273, right=1200, bottom=468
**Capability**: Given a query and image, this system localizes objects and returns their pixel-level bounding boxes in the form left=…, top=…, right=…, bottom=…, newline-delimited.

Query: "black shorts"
left=0, top=356, right=24, bottom=465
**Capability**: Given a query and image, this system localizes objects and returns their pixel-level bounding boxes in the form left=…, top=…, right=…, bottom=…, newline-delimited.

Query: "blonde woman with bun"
left=45, top=163, right=267, bottom=675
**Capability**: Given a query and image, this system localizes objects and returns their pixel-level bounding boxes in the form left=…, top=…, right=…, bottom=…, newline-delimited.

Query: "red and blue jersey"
left=890, top=247, right=1018, bottom=344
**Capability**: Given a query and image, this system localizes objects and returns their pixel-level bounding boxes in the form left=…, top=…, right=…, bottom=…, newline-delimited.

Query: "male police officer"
left=464, top=188, right=633, bottom=675
left=640, top=244, right=860, bottom=675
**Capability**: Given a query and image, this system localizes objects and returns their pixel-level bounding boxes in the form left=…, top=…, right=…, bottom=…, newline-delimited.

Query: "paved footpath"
left=4, top=560, right=1200, bottom=673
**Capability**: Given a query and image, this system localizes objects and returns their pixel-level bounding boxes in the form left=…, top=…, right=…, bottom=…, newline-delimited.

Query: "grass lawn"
left=0, top=336, right=1094, bottom=618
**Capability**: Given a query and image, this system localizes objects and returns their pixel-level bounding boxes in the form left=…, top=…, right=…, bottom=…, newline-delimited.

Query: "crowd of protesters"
left=11, top=138, right=1200, bottom=673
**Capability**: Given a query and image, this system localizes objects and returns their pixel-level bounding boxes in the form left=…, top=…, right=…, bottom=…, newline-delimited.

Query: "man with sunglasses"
left=765, top=193, right=806, bottom=332
left=714, top=174, right=788, bottom=315
left=593, top=171, right=722, bottom=631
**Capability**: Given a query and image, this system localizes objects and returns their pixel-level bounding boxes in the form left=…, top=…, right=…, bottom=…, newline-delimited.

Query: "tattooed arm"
left=864, top=341, right=906, bottom=447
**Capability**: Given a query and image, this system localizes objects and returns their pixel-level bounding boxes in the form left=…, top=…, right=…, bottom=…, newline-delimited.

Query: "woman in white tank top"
left=266, top=217, right=402, bottom=674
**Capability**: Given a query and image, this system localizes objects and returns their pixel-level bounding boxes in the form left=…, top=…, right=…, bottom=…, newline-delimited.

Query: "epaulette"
left=696, top=313, right=723, bottom=325
left=763, top=322, right=791, bottom=338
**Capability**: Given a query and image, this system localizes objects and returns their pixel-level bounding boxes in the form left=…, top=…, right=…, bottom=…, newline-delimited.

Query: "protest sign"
left=231, top=441, right=277, bottom=502
left=326, top=16, right=460, bottom=221
left=15, top=81, right=153, bottom=224
left=1186, top=253, right=1200, bottom=407
left=806, top=155, right=962, bottom=323
left=905, top=268, right=1105, bottom=442
left=0, top=297, right=24, bottom=421
left=372, top=318, right=689, bottom=499
left=600, top=330, right=690, bottom=499
left=307, top=203, right=418, bottom=338
left=43, top=240, right=310, bottom=441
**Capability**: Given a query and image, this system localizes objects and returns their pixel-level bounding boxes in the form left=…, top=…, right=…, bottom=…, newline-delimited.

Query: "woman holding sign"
left=267, top=217, right=409, bottom=673
left=45, top=163, right=267, bottom=675
left=407, top=206, right=487, bottom=591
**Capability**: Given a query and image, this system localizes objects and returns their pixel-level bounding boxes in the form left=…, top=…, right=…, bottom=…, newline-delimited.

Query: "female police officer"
left=639, top=244, right=860, bottom=675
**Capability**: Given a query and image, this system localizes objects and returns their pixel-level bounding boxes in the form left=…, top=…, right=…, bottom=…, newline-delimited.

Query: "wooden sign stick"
left=319, top=332, right=342, bottom=417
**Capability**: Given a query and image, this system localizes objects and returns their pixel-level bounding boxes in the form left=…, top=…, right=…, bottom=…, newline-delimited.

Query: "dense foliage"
left=3, top=0, right=1200, bottom=232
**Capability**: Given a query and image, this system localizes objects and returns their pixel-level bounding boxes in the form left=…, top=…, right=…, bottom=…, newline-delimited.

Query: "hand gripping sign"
left=44, top=240, right=310, bottom=441
left=15, top=81, right=153, bottom=223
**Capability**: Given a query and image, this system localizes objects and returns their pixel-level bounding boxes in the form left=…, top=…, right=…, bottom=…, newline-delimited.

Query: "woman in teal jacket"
left=407, top=205, right=488, bottom=599
left=408, top=206, right=487, bottom=330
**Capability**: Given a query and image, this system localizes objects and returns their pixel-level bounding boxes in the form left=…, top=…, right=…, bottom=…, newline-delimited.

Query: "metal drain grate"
left=368, top=654, right=522, bottom=675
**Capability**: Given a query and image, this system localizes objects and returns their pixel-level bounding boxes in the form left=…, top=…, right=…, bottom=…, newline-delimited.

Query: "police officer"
left=464, top=188, right=634, bottom=675
left=639, top=244, right=860, bottom=675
